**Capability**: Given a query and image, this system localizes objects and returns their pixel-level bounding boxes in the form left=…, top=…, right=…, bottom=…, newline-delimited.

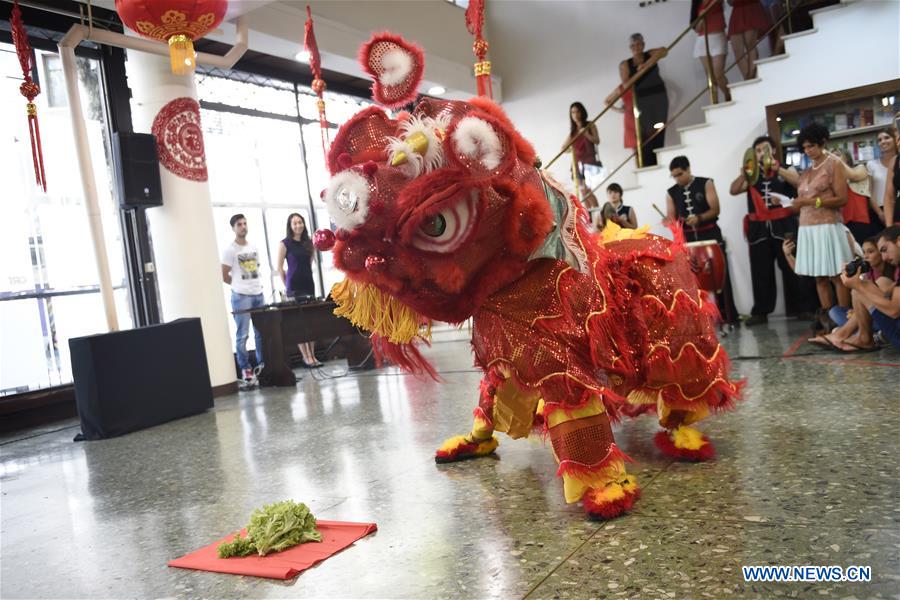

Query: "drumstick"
left=652, top=203, right=667, bottom=220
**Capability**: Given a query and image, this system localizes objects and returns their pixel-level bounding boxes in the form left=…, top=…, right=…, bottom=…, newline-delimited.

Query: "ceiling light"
left=776, top=116, right=782, bottom=122
left=791, top=129, right=800, bottom=135
left=653, top=122, right=664, bottom=130
left=295, top=50, right=311, bottom=63
left=427, top=85, right=446, bottom=96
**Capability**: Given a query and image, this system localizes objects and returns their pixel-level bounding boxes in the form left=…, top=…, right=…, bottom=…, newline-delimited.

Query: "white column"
left=126, top=50, right=235, bottom=389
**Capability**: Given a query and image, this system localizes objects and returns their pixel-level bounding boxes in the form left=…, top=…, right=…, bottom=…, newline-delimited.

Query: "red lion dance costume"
left=314, top=34, right=743, bottom=520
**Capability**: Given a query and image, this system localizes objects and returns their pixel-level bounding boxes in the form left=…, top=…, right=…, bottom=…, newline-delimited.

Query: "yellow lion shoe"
left=434, top=434, right=499, bottom=464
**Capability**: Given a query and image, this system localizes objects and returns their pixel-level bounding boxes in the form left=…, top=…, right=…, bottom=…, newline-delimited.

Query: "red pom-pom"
left=337, top=153, right=353, bottom=170
left=335, top=228, right=351, bottom=241
left=313, top=229, right=335, bottom=251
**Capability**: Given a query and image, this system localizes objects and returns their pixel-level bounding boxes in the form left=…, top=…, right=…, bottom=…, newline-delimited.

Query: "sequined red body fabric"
left=473, top=214, right=740, bottom=422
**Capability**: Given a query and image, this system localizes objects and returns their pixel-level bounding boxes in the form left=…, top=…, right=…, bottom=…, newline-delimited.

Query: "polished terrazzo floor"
left=2, top=320, right=899, bottom=599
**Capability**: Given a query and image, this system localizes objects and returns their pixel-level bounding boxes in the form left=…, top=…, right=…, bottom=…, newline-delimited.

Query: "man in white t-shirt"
left=221, top=213, right=265, bottom=386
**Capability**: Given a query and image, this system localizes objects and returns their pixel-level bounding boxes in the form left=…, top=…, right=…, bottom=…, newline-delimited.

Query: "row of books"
left=784, top=140, right=882, bottom=169
left=780, top=106, right=896, bottom=137
left=842, top=140, right=878, bottom=162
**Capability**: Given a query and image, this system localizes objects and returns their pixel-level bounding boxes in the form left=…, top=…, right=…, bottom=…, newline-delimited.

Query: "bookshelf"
left=766, top=79, right=900, bottom=171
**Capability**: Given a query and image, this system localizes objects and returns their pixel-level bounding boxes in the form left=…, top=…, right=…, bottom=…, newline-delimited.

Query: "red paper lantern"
left=115, top=0, right=228, bottom=75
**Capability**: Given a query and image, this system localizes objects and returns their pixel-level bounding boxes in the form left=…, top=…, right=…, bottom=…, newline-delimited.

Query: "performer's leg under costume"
left=434, top=372, right=501, bottom=463
left=613, top=234, right=743, bottom=461
left=543, top=396, right=638, bottom=519
left=435, top=369, right=638, bottom=520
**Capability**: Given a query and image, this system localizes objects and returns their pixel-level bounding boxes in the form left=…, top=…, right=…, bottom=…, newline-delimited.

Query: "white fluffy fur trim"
left=324, top=170, right=370, bottom=231
left=387, top=114, right=450, bottom=177
left=452, top=117, right=503, bottom=170
left=378, top=48, right=413, bottom=86
left=386, top=137, right=421, bottom=178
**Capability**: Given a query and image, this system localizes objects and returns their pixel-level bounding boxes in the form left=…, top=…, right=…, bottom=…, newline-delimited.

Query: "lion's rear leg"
left=653, top=402, right=716, bottom=461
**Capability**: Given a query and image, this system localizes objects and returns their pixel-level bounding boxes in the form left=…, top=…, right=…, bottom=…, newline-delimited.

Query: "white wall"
left=228, top=0, right=494, bottom=101
left=488, top=0, right=758, bottom=189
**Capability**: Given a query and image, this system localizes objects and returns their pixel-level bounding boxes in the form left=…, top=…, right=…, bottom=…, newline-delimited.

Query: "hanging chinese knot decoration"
left=9, top=0, right=47, bottom=191
left=304, top=5, right=329, bottom=157
left=115, top=0, right=228, bottom=75
left=465, top=0, right=492, bottom=98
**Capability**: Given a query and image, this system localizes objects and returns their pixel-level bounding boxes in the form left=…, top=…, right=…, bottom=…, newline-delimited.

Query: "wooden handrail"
left=545, top=0, right=724, bottom=169
left=591, top=0, right=804, bottom=194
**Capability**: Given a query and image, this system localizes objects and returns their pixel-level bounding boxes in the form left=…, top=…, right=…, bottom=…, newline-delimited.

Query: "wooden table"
left=234, top=300, right=374, bottom=386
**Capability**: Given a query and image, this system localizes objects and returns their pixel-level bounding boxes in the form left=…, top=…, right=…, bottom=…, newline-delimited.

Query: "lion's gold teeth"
left=331, top=279, right=432, bottom=344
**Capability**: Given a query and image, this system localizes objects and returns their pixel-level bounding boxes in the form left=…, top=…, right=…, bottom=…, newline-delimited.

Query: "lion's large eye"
left=411, top=191, right=477, bottom=253
left=420, top=214, right=446, bottom=237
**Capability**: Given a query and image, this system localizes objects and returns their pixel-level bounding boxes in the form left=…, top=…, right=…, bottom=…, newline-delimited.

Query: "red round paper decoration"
left=115, top=0, right=227, bottom=43
left=152, top=97, right=208, bottom=181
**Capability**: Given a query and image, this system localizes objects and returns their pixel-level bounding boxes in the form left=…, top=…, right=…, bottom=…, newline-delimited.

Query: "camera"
left=844, top=257, right=871, bottom=276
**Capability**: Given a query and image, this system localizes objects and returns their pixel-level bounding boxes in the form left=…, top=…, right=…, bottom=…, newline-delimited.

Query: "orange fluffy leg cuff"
left=582, top=474, right=641, bottom=521
left=654, top=427, right=715, bottom=462
left=434, top=435, right=499, bottom=464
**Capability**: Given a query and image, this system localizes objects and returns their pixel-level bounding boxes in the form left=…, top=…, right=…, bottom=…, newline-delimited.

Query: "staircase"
left=626, top=0, right=900, bottom=315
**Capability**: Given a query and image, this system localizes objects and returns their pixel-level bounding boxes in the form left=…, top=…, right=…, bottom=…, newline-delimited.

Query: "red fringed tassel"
left=653, top=430, right=716, bottom=461
left=27, top=106, right=47, bottom=191
left=11, top=0, right=47, bottom=191
left=305, top=5, right=330, bottom=158
left=370, top=334, right=439, bottom=381
left=465, top=0, right=492, bottom=99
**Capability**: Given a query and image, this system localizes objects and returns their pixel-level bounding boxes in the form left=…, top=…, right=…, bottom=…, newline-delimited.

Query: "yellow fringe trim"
left=600, top=221, right=651, bottom=244
left=331, top=279, right=432, bottom=344
left=672, top=425, right=706, bottom=451
left=627, top=387, right=659, bottom=406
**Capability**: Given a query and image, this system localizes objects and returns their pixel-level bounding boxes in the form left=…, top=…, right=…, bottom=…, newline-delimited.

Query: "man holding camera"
left=832, top=225, right=900, bottom=351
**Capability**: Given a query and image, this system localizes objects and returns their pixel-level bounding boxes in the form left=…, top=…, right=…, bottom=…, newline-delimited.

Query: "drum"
left=686, top=240, right=726, bottom=293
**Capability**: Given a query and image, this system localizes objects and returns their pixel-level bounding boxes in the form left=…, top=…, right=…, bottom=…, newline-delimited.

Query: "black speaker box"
left=112, top=131, right=163, bottom=208
left=69, top=318, right=213, bottom=440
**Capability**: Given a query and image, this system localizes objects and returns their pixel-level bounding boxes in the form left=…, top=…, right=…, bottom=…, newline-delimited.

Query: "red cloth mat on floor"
left=168, top=520, right=377, bottom=580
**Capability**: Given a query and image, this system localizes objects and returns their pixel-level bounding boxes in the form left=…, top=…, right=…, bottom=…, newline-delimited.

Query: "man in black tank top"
left=729, top=136, right=818, bottom=325
left=666, top=156, right=739, bottom=325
